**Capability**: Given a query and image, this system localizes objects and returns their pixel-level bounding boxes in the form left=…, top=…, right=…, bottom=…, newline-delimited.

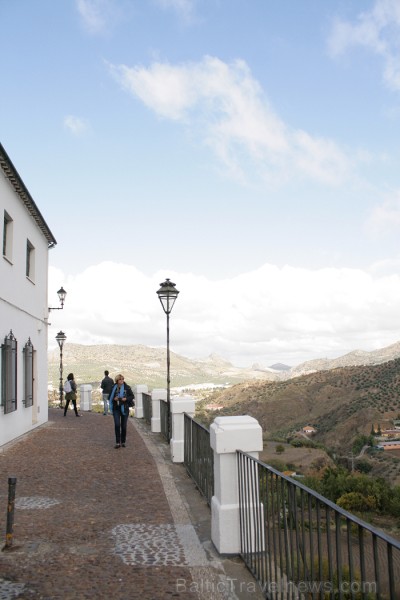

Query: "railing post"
left=210, top=415, right=263, bottom=555
left=151, top=388, right=166, bottom=433
left=170, top=395, right=195, bottom=463
left=133, top=384, right=148, bottom=419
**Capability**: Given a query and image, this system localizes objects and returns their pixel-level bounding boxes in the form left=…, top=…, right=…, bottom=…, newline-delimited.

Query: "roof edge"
left=0, top=142, right=57, bottom=248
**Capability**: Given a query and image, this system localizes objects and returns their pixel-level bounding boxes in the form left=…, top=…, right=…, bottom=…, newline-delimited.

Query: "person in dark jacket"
left=109, top=374, right=134, bottom=448
left=64, top=373, right=80, bottom=417
left=100, top=370, right=114, bottom=415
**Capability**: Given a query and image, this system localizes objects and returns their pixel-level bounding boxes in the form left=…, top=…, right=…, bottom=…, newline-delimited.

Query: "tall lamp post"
left=55, top=331, right=67, bottom=409
left=156, top=278, right=179, bottom=405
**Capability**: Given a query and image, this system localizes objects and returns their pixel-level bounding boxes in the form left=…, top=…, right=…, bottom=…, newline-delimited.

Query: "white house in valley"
left=0, top=143, right=57, bottom=447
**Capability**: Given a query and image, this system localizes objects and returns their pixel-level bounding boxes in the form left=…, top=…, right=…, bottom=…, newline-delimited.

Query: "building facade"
left=0, top=143, right=57, bottom=447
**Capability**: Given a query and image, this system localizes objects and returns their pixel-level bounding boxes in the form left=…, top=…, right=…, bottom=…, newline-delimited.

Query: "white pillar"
left=210, top=415, right=263, bottom=555
left=151, top=388, right=166, bottom=433
left=133, top=384, right=148, bottom=419
left=170, top=395, right=195, bottom=463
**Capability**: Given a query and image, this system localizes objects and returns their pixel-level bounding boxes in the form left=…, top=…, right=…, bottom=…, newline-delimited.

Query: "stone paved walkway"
left=0, top=408, right=263, bottom=600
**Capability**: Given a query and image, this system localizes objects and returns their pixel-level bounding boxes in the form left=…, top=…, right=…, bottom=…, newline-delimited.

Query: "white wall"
left=0, top=165, right=51, bottom=446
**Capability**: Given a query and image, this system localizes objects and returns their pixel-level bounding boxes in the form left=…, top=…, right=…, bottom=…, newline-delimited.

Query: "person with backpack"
left=100, top=370, right=114, bottom=416
left=109, top=374, right=134, bottom=448
left=63, top=373, right=80, bottom=417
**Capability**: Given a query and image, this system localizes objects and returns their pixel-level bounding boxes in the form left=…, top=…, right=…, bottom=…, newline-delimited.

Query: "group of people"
left=63, top=370, right=135, bottom=449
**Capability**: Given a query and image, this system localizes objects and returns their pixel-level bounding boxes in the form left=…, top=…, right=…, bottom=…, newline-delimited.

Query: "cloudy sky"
left=1, top=0, right=400, bottom=367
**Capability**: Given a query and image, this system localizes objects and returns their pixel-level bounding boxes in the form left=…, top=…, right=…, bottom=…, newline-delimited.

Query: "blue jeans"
left=102, top=393, right=109, bottom=414
left=113, top=407, right=129, bottom=444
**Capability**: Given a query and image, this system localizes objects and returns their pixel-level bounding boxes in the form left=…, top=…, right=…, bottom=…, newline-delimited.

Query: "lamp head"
left=55, top=330, right=67, bottom=349
left=49, top=287, right=67, bottom=311
left=57, top=287, right=67, bottom=308
left=156, top=278, right=179, bottom=315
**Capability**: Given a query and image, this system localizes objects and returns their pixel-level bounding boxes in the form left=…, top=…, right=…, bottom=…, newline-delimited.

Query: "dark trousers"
left=113, top=408, right=129, bottom=444
left=64, top=395, right=78, bottom=416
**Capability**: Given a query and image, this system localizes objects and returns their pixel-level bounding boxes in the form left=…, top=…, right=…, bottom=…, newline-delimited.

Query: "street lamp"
left=156, top=278, right=179, bottom=405
left=49, top=287, right=67, bottom=311
left=55, top=330, right=67, bottom=409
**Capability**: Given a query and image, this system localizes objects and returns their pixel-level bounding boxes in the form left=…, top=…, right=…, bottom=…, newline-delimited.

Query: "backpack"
left=64, top=379, right=72, bottom=393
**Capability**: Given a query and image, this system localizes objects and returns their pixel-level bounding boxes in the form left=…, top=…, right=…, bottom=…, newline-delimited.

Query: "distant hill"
left=48, top=340, right=400, bottom=391
left=47, top=344, right=284, bottom=391
left=291, top=341, right=400, bottom=376
left=269, top=363, right=291, bottom=371
left=199, top=357, right=400, bottom=456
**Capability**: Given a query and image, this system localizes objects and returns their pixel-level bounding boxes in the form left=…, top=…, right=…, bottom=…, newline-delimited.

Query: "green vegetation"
left=302, top=466, right=400, bottom=520
left=352, top=433, right=375, bottom=455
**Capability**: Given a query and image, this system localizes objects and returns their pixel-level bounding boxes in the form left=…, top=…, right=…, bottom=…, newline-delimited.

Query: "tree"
left=337, top=492, right=376, bottom=512
left=354, top=459, right=373, bottom=474
left=321, top=466, right=350, bottom=502
left=275, top=444, right=285, bottom=455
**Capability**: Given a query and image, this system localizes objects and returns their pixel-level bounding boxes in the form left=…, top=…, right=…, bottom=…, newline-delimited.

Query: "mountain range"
left=48, top=340, right=400, bottom=391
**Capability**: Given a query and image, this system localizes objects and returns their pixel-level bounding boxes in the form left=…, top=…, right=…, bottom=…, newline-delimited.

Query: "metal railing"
left=237, top=451, right=400, bottom=599
left=183, top=413, right=214, bottom=506
left=142, top=392, right=152, bottom=425
left=160, top=399, right=171, bottom=443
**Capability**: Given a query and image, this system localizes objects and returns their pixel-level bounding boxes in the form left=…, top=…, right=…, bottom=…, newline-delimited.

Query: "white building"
left=0, top=143, right=57, bottom=447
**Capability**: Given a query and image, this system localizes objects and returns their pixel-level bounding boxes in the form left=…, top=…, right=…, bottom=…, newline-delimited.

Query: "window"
left=1, top=330, right=17, bottom=414
left=3, top=211, right=13, bottom=261
left=23, top=338, right=34, bottom=407
left=26, top=239, right=35, bottom=280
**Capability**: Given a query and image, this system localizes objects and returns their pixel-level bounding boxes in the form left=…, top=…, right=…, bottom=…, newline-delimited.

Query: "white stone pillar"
left=133, top=384, right=148, bottom=419
left=210, top=415, right=263, bottom=555
left=151, top=388, right=166, bottom=433
left=170, top=395, right=195, bottom=463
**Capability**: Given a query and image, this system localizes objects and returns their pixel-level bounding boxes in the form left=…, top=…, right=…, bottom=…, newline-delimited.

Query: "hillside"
left=198, top=358, right=400, bottom=454
left=291, top=341, right=400, bottom=376
left=47, top=344, right=283, bottom=391
left=48, top=340, right=400, bottom=392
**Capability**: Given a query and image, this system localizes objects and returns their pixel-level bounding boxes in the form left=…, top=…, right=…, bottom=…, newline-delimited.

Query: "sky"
left=1, top=0, right=400, bottom=368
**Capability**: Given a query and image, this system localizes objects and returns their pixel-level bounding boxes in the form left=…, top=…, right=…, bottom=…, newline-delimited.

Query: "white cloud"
left=76, top=0, right=122, bottom=35
left=155, top=0, right=196, bottom=23
left=108, top=56, right=352, bottom=186
left=366, top=190, right=400, bottom=235
left=48, top=260, right=400, bottom=368
left=328, top=0, right=400, bottom=90
left=63, top=115, right=89, bottom=136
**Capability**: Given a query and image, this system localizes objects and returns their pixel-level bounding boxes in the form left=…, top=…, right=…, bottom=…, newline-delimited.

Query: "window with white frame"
left=1, top=331, right=17, bottom=414
left=26, top=239, right=35, bottom=281
left=23, top=338, right=34, bottom=407
left=3, top=211, right=13, bottom=261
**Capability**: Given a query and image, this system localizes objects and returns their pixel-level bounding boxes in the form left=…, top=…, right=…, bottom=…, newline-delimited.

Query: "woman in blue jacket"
left=109, top=374, right=134, bottom=448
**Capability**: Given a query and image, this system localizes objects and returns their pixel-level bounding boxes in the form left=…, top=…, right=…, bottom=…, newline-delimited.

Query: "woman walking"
left=109, top=374, right=134, bottom=448
left=64, top=373, right=80, bottom=417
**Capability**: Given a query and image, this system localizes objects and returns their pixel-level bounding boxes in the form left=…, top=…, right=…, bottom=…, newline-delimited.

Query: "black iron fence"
left=160, top=399, right=171, bottom=443
left=183, top=413, right=214, bottom=506
left=142, top=392, right=152, bottom=425
left=237, top=451, right=400, bottom=599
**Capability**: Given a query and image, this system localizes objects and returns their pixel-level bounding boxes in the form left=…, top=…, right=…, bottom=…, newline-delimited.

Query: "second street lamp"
left=156, top=278, right=179, bottom=409
left=49, top=287, right=67, bottom=311
left=55, top=330, right=67, bottom=409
